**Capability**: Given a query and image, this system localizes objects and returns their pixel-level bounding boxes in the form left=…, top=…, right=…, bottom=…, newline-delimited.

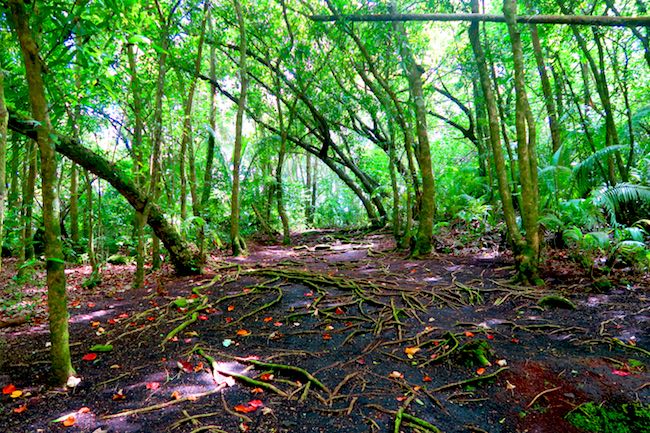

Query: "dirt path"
left=1, top=231, right=648, bottom=433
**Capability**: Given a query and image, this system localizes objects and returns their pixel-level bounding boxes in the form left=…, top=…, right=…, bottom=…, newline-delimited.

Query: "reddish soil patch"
left=1, top=230, right=648, bottom=433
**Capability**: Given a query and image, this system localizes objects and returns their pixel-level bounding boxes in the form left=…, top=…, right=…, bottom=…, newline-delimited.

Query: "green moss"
left=566, top=402, right=650, bottom=433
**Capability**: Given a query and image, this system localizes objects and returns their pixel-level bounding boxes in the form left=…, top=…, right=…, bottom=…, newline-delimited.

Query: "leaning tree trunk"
left=8, top=112, right=202, bottom=275
left=9, top=0, right=75, bottom=385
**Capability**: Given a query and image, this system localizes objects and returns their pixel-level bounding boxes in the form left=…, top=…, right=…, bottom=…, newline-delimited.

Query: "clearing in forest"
left=1, top=230, right=648, bottom=433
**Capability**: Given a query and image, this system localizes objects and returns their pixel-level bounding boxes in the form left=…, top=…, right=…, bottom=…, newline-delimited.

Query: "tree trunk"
left=230, top=0, right=248, bottom=256
left=504, top=0, right=541, bottom=284
left=0, top=72, right=7, bottom=272
left=393, top=13, right=436, bottom=257
left=0, top=70, right=9, bottom=270
left=469, top=0, right=526, bottom=281
left=127, top=41, right=146, bottom=288
left=199, top=17, right=219, bottom=258
left=530, top=24, right=561, bottom=154
left=305, top=153, right=313, bottom=225
left=9, top=0, right=75, bottom=385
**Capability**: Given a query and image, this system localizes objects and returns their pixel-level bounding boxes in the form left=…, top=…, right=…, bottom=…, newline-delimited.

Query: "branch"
left=310, top=13, right=650, bottom=27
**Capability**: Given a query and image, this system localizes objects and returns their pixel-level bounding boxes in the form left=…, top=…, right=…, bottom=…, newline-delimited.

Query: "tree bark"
left=9, top=0, right=75, bottom=385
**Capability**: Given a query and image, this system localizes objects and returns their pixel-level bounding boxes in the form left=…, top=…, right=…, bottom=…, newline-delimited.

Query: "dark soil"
left=1, top=230, right=648, bottom=433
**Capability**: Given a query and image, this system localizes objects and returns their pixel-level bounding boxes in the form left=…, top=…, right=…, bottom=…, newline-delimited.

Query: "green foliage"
left=106, top=254, right=129, bottom=265
left=566, top=402, right=650, bottom=433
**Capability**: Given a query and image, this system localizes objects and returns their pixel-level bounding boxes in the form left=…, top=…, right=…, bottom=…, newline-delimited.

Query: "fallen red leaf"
left=263, top=317, right=273, bottom=323
left=225, top=317, right=234, bottom=323
left=13, top=405, right=27, bottom=414
left=612, top=369, right=630, bottom=377
left=322, top=333, right=332, bottom=340
left=146, top=382, right=161, bottom=390
left=117, top=313, right=129, bottom=319
left=273, top=322, right=283, bottom=327
left=465, top=331, right=475, bottom=338
left=177, top=360, right=193, bottom=372
left=82, top=353, right=97, bottom=361
left=486, top=334, right=495, bottom=340
left=2, top=384, right=16, bottom=395
left=335, top=307, right=344, bottom=315
left=87, top=302, right=96, bottom=308
left=476, top=368, right=486, bottom=375
left=198, top=315, right=208, bottom=321
left=259, top=373, right=273, bottom=381
left=248, top=399, right=264, bottom=408
left=78, top=407, right=91, bottom=414
left=112, top=392, right=126, bottom=401
left=423, top=375, right=432, bottom=382
left=304, top=291, right=313, bottom=297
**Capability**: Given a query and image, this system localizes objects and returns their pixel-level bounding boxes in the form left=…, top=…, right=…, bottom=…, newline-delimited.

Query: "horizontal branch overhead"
left=309, top=13, right=650, bottom=27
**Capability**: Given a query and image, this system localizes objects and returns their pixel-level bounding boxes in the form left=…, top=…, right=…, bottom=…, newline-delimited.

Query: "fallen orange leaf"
left=227, top=305, right=235, bottom=311
left=263, top=317, right=273, bottom=322
left=13, top=405, right=27, bottom=414
left=476, top=368, right=486, bottom=375
left=251, top=387, right=264, bottom=394
left=259, top=373, right=273, bottom=381
left=194, top=362, right=204, bottom=372
left=234, top=404, right=257, bottom=413
left=62, top=415, right=76, bottom=427
left=236, top=329, right=251, bottom=336
left=78, top=407, right=91, bottom=414
left=171, top=391, right=181, bottom=400
left=465, top=331, right=475, bottom=338
left=322, top=333, right=332, bottom=340
left=404, top=347, right=420, bottom=358
left=423, top=375, right=432, bottom=382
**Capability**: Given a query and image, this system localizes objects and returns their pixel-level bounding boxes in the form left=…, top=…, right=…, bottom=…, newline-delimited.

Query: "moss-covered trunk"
left=8, top=112, right=202, bottom=276
left=0, top=72, right=7, bottom=272
left=9, top=0, right=75, bottom=385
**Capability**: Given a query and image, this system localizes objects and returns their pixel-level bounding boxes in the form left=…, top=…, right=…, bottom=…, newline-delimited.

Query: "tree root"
left=427, top=367, right=509, bottom=393
left=366, top=404, right=442, bottom=433
left=101, top=387, right=225, bottom=419
left=196, top=349, right=288, bottom=397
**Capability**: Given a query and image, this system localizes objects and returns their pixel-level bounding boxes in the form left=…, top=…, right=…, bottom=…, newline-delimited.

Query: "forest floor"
left=0, top=229, right=649, bottom=433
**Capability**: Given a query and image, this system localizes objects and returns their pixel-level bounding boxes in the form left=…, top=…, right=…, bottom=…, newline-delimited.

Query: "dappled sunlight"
left=68, top=309, right=111, bottom=324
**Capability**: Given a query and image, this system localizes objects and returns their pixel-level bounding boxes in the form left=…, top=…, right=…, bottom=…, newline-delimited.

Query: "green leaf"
left=90, top=344, right=113, bottom=352
left=127, top=34, right=152, bottom=45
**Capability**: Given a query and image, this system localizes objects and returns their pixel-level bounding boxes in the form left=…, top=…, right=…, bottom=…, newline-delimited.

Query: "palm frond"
left=572, top=145, right=629, bottom=194
left=592, top=183, right=650, bottom=224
